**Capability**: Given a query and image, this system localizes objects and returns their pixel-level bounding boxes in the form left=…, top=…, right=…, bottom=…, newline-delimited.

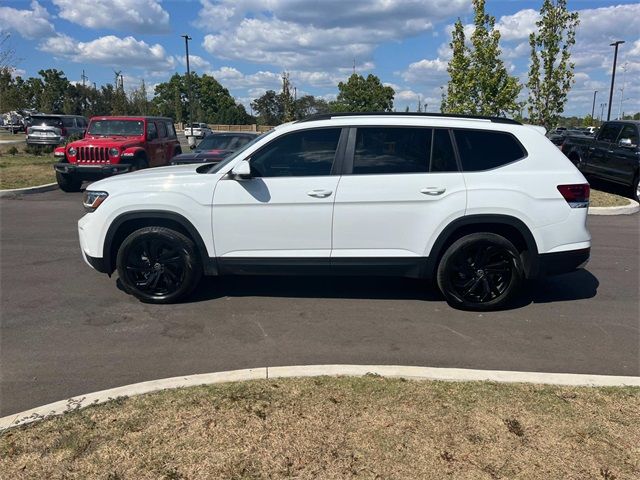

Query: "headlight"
left=109, top=147, right=119, bottom=157
left=83, top=191, right=108, bottom=212
left=68, top=147, right=77, bottom=156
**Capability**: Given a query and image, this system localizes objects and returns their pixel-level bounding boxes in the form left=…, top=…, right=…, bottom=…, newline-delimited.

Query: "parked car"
left=171, top=131, right=259, bottom=165
left=547, top=128, right=588, bottom=147
left=562, top=120, right=640, bottom=201
left=77, top=112, right=591, bottom=311
left=26, top=114, right=87, bottom=146
left=184, top=122, right=212, bottom=139
left=53, top=116, right=181, bottom=192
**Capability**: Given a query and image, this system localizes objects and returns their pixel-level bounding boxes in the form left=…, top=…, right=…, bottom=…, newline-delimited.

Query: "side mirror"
left=618, top=138, right=637, bottom=148
left=231, top=160, right=252, bottom=179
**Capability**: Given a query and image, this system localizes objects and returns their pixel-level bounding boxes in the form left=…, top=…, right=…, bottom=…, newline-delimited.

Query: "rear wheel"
left=631, top=174, right=640, bottom=203
left=116, top=227, right=202, bottom=304
left=56, top=171, right=82, bottom=192
left=437, top=233, right=523, bottom=311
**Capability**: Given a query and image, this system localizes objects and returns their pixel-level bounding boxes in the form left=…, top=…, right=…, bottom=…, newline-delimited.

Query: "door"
left=586, top=123, right=622, bottom=179
left=609, top=124, right=640, bottom=185
left=212, top=127, right=344, bottom=268
left=145, top=121, right=165, bottom=166
left=332, top=127, right=466, bottom=265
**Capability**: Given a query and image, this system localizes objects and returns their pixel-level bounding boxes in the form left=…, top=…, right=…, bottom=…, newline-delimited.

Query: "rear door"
left=332, top=126, right=466, bottom=266
left=586, top=123, right=622, bottom=179
left=609, top=124, right=640, bottom=185
left=145, top=121, right=164, bottom=166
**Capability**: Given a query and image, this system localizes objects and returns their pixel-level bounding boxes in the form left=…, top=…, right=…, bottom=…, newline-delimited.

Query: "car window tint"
left=250, top=128, right=341, bottom=177
left=62, top=117, right=75, bottom=127
left=430, top=129, right=458, bottom=172
left=147, top=122, right=157, bottom=139
left=157, top=121, right=167, bottom=138
left=454, top=129, right=526, bottom=171
left=617, top=125, right=638, bottom=145
left=598, top=124, right=622, bottom=143
left=353, top=127, right=431, bottom=174
left=165, top=122, right=176, bottom=137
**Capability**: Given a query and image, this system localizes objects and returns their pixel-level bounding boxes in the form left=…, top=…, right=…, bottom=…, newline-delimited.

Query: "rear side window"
left=251, top=128, right=341, bottom=177
left=352, top=127, right=458, bottom=175
left=454, top=129, right=526, bottom=171
left=598, top=124, right=622, bottom=143
left=157, top=121, right=167, bottom=138
left=62, top=117, right=75, bottom=127
left=165, top=122, right=176, bottom=138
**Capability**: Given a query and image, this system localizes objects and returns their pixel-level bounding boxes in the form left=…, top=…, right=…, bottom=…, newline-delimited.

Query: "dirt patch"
left=1, top=377, right=638, bottom=479
left=591, top=189, right=631, bottom=208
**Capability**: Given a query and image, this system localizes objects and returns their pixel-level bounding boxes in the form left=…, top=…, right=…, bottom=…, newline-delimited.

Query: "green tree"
left=294, top=95, right=330, bottom=119
left=251, top=90, right=282, bottom=125
left=280, top=72, right=295, bottom=122
left=442, top=0, right=521, bottom=116
left=38, top=69, right=70, bottom=113
left=129, top=79, right=151, bottom=116
left=527, top=0, right=579, bottom=131
left=333, top=73, right=395, bottom=112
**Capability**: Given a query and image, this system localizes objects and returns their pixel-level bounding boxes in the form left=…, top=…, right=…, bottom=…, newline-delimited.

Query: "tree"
left=38, top=69, right=70, bottom=113
left=294, top=95, right=330, bottom=119
left=527, top=0, right=579, bottom=131
left=442, top=0, right=521, bottom=116
left=280, top=72, right=295, bottom=122
left=251, top=90, right=282, bottom=125
left=333, top=74, right=395, bottom=112
left=129, top=79, right=151, bottom=116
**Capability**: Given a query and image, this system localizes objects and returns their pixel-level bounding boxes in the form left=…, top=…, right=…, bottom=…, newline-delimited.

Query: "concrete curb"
left=589, top=198, right=639, bottom=215
left=0, top=182, right=58, bottom=198
left=2, top=365, right=638, bottom=431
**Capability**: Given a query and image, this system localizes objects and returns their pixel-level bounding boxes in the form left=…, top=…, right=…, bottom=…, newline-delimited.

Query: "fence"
left=176, top=123, right=273, bottom=133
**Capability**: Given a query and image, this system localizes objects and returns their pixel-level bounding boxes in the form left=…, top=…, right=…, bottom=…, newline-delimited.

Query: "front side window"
left=250, top=128, right=341, bottom=177
left=454, top=129, right=526, bottom=172
left=617, top=125, right=639, bottom=145
left=598, top=124, right=622, bottom=143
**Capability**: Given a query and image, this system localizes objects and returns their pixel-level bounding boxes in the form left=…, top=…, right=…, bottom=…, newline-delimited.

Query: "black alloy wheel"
left=437, top=233, right=523, bottom=310
left=116, top=227, right=202, bottom=304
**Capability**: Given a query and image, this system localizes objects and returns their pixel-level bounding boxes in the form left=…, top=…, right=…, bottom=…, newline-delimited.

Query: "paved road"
left=1, top=189, right=638, bottom=416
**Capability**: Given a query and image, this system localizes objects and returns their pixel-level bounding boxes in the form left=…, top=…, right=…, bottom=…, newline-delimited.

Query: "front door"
left=609, top=124, right=640, bottom=185
left=585, top=123, right=622, bottom=179
left=212, top=127, right=344, bottom=271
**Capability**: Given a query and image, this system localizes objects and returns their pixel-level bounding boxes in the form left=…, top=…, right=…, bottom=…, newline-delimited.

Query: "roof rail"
left=296, top=112, right=522, bottom=125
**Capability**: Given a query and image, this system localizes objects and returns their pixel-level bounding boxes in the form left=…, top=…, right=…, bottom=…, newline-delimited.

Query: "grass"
left=0, top=141, right=57, bottom=189
left=1, top=377, right=638, bottom=479
left=590, top=189, right=631, bottom=208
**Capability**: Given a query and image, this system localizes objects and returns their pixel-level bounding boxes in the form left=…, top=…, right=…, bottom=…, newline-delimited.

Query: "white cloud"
left=39, top=34, right=176, bottom=71
left=401, top=58, right=448, bottom=84
left=0, top=0, right=54, bottom=40
left=495, top=9, right=539, bottom=41
left=177, top=55, right=211, bottom=71
left=198, top=0, right=469, bottom=69
left=52, top=0, right=170, bottom=34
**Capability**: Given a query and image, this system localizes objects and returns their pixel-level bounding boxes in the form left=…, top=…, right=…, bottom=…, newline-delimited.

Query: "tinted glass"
left=147, top=122, right=157, bottom=139
left=598, top=124, right=622, bottom=143
left=88, top=120, right=144, bottom=136
left=354, top=127, right=431, bottom=174
left=62, top=117, right=75, bottom=127
left=198, top=134, right=255, bottom=151
left=454, top=129, right=526, bottom=171
left=431, top=129, right=458, bottom=172
left=251, top=128, right=341, bottom=177
left=617, top=125, right=638, bottom=145
left=165, top=122, right=176, bottom=137
left=157, top=121, right=167, bottom=138
left=31, top=116, right=63, bottom=128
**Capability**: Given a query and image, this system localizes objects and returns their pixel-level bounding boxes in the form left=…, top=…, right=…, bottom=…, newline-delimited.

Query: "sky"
left=1, top=0, right=639, bottom=118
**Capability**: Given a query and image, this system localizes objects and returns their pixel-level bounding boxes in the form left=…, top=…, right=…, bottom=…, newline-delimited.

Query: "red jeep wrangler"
left=54, top=116, right=181, bottom=192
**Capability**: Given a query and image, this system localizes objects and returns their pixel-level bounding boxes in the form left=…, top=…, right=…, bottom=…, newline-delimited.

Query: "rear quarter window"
left=453, top=129, right=526, bottom=171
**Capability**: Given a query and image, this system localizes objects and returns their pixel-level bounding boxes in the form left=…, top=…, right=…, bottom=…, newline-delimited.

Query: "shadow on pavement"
left=181, top=268, right=599, bottom=310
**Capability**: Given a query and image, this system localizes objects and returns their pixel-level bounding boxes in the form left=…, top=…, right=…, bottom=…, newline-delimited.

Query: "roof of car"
left=297, top=112, right=521, bottom=125
left=89, top=116, right=173, bottom=121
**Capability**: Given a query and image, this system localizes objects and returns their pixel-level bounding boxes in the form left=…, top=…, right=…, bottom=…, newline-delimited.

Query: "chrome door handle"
left=307, top=189, right=333, bottom=198
left=420, top=187, right=446, bottom=196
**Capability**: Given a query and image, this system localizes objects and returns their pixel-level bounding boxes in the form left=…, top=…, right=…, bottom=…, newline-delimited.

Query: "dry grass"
left=590, top=189, right=631, bottom=208
left=1, top=377, right=639, bottom=479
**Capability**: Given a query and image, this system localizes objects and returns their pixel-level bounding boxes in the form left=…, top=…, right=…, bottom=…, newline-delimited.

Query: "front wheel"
left=437, top=233, right=523, bottom=311
left=116, top=227, right=202, bottom=304
left=56, top=171, right=82, bottom=192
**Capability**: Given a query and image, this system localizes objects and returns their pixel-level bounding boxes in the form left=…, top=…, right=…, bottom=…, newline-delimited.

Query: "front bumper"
left=536, top=247, right=590, bottom=277
left=55, top=162, right=132, bottom=178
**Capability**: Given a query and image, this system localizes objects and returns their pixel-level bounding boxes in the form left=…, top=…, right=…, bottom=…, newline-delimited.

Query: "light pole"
left=607, top=40, right=625, bottom=121
left=591, top=90, right=597, bottom=123
left=181, top=34, right=193, bottom=132
left=599, top=102, right=607, bottom=124
left=618, top=62, right=628, bottom=120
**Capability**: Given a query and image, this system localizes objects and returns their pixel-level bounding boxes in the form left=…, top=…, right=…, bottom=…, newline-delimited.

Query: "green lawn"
left=0, top=154, right=56, bottom=189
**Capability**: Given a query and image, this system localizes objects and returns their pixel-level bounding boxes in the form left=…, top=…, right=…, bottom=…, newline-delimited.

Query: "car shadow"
left=181, top=269, right=599, bottom=310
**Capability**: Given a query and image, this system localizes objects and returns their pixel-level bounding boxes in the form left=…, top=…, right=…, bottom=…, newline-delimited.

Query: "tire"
left=436, top=233, right=523, bottom=311
left=631, top=174, right=640, bottom=203
left=130, top=156, right=148, bottom=172
left=116, top=227, right=202, bottom=304
left=56, top=171, right=82, bottom=192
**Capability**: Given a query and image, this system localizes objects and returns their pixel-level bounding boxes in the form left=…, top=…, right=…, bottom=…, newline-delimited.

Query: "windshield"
left=87, top=120, right=144, bottom=136
left=197, top=134, right=256, bottom=152
left=206, top=130, right=276, bottom=173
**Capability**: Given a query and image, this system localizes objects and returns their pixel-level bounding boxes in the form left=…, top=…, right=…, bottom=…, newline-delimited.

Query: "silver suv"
left=26, top=114, right=88, bottom=146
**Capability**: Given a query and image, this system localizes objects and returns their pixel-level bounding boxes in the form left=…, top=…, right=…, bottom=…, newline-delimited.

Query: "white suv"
left=78, top=113, right=591, bottom=310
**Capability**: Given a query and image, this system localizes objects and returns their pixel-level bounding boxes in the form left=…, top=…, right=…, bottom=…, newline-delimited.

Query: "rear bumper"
left=535, top=247, right=590, bottom=277
left=55, top=162, right=132, bottom=178
left=27, top=136, right=63, bottom=145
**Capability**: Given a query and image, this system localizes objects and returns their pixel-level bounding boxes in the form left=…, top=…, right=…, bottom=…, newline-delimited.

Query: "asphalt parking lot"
left=1, top=189, right=638, bottom=416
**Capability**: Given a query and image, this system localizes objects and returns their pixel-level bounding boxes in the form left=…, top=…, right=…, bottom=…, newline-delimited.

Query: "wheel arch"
left=103, top=211, right=216, bottom=276
left=425, top=215, right=539, bottom=280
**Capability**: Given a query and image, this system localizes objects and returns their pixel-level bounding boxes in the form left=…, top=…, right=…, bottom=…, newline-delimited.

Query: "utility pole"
left=607, top=40, right=625, bottom=121
left=599, top=102, right=607, bottom=124
left=417, top=95, right=421, bottom=113
left=181, top=34, right=193, bottom=128
left=618, top=62, right=628, bottom=120
left=591, top=90, right=597, bottom=123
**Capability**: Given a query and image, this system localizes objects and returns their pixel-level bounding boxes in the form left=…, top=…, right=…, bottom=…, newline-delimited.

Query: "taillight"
left=557, top=184, right=589, bottom=208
